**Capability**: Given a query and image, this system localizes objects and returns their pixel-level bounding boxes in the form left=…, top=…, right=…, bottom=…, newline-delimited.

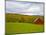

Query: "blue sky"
left=6, top=1, right=44, bottom=16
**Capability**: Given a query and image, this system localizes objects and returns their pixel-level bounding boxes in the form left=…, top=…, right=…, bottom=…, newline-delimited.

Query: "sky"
left=6, top=0, right=44, bottom=16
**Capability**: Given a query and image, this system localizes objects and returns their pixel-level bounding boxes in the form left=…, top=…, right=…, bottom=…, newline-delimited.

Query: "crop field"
left=6, top=22, right=44, bottom=35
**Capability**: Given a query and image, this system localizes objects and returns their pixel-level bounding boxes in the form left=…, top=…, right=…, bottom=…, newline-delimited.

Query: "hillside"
left=5, top=13, right=44, bottom=23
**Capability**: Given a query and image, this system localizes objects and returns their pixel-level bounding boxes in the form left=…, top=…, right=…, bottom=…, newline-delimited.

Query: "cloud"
left=6, top=1, right=44, bottom=16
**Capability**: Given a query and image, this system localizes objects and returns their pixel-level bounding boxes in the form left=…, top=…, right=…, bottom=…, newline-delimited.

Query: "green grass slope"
left=6, top=22, right=44, bottom=34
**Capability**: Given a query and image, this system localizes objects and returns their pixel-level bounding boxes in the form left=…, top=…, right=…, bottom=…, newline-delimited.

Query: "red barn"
left=34, top=18, right=44, bottom=24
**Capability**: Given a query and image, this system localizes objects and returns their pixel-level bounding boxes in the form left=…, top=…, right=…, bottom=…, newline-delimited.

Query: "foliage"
left=5, top=13, right=44, bottom=23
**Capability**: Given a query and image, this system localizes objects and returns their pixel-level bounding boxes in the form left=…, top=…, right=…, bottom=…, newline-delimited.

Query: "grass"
left=5, top=22, right=44, bottom=35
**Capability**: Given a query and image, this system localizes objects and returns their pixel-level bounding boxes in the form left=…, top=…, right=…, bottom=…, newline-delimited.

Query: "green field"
left=5, top=13, right=44, bottom=35
left=6, top=22, right=44, bottom=35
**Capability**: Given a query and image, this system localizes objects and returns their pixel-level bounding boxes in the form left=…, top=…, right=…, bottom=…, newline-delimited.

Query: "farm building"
left=34, top=17, right=44, bottom=24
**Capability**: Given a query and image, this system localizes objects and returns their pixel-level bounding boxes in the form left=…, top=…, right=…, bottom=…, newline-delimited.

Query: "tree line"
left=5, top=13, right=43, bottom=23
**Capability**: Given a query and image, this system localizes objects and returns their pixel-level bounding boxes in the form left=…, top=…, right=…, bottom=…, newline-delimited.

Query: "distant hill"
left=5, top=13, right=44, bottom=23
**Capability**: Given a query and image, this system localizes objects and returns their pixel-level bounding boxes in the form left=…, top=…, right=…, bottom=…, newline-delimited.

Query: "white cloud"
left=6, top=1, right=44, bottom=16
